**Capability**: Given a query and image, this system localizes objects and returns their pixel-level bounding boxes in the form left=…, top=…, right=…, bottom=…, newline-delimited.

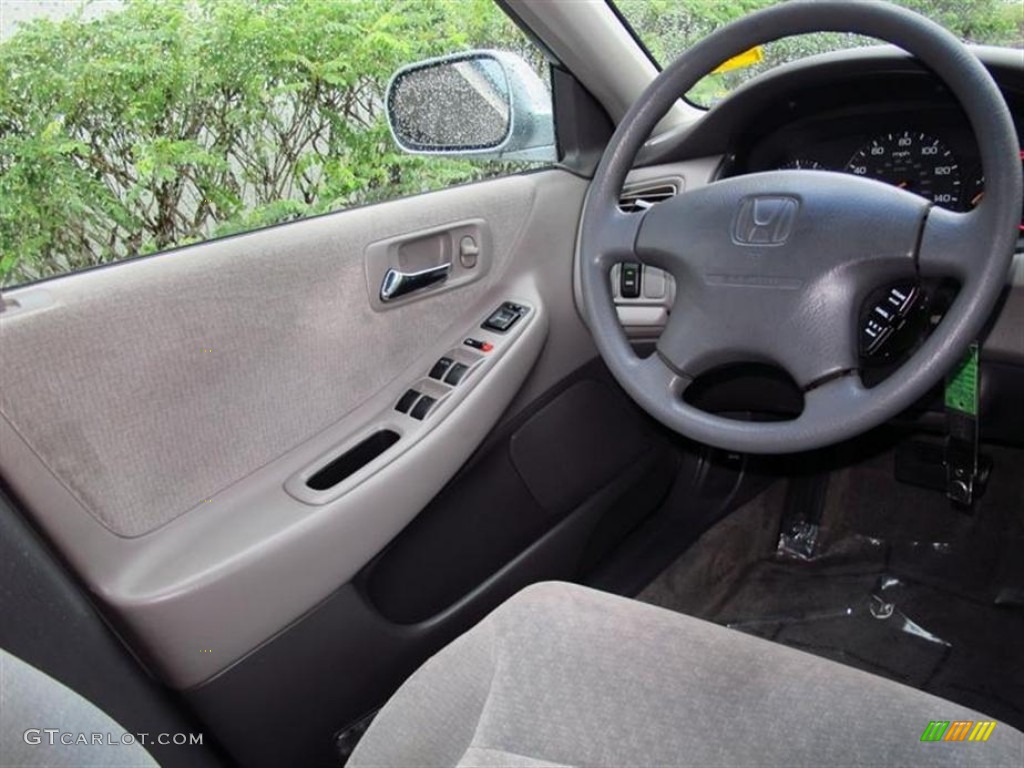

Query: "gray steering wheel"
left=579, top=0, right=1021, bottom=454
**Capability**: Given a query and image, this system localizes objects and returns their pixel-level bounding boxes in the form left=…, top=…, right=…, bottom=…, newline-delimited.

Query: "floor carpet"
left=638, top=440, right=1024, bottom=730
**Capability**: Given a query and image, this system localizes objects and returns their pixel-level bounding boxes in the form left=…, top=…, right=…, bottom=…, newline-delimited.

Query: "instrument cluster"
left=736, top=110, right=1024, bottom=229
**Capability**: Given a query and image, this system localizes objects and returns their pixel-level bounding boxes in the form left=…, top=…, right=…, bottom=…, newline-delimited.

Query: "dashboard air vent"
left=618, top=182, right=678, bottom=212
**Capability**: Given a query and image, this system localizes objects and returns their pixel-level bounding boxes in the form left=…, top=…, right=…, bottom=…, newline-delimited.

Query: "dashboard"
left=644, top=47, right=1024, bottom=229
left=706, top=53, right=1024, bottom=366
left=722, top=73, right=1024, bottom=232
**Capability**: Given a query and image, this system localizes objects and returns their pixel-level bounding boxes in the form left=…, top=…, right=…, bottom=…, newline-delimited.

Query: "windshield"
left=613, top=0, right=1024, bottom=107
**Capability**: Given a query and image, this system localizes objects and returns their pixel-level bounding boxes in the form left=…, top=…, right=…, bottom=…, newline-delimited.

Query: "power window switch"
left=395, top=389, right=420, bottom=414
left=444, top=362, right=470, bottom=386
left=429, top=357, right=454, bottom=380
left=410, top=395, right=436, bottom=420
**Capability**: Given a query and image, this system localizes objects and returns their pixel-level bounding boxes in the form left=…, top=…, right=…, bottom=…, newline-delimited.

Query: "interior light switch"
left=620, top=263, right=642, bottom=299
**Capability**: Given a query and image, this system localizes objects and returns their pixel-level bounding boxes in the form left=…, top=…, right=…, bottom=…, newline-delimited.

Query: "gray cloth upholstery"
left=349, top=582, right=1024, bottom=768
left=0, top=174, right=538, bottom=536
left=0, top=648, right=158, bottom=767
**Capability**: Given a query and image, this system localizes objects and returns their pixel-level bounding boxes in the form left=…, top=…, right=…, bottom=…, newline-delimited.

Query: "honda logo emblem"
left=732, top=196, right=799, bottom=246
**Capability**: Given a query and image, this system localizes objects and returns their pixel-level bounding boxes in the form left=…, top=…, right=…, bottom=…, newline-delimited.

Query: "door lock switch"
left=464, top=338, right=493, bottom=352
left=444, top=362, right=470, bottom=386
left=482, top=302, right=526, bottom=333
left=429, top=357, right=454, bottom=380
left=410, top=395, right=436, bottom=420
left=395, top=389, right=420, bottom=414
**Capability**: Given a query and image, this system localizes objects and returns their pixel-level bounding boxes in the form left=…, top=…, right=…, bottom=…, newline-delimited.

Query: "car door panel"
left=185, top=362, right=680, bottom=768
left=0, top=168, right=589, bottom=689
left=1, top=174, right=539, bottom=537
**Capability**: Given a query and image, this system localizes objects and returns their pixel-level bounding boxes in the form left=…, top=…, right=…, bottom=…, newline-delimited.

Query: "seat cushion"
left=349, top=582, right=1023, bottom=768
left=0, top=648, right=158, bottom=767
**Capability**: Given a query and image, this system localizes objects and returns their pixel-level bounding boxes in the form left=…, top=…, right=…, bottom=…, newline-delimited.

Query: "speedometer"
left=845, top=131, right=963, bottom=209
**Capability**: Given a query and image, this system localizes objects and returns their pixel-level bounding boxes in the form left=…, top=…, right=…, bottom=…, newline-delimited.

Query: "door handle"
left=380, top=263, right=451, bottom=302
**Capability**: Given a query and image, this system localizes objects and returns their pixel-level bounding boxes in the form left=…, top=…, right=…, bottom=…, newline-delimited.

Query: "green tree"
left=0, top=0, right=531, bottom=285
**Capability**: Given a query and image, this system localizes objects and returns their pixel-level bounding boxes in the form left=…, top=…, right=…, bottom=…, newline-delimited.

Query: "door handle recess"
left=380, top=263, right=451, bottom=302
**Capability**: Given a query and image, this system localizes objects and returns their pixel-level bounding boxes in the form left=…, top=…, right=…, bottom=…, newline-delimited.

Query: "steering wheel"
left=578, top=0, right=1021, bottom=454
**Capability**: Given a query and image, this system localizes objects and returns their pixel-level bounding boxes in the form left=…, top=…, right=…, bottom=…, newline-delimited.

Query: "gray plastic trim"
left=0, top=288, right=55, bottom=317
left=0, top=290, right=545, bottom=690
left=983, top=251, right=1024, bottom=364
left=610, top=264, right=675, bottom=333
left=283, top=306, right=530, bottom=507
left=504, top=0, right=700, bottom=132
left=616, top=305, right=670, bottom=338
left=573, top=159, right=721, bottom=327
left=0, top=170, right=587, bottom=690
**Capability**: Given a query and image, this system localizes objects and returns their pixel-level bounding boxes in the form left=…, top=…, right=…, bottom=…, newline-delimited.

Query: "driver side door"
left=0, top=3, right=599, bottom=766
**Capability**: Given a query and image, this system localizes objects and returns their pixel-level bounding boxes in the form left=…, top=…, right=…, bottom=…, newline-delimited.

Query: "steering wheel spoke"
left=801, top=372, right=869, bottom=427
left=627, top=351, right=695, bottom=398
left=786, top=303, right=863, bottom=391
left=656, top=301, right=726, bottom=380
left=588, top=208, right=648, bottom=271
left=917, top=206, right=995, bottom=283
left=658, top=265, right=863, bottom=391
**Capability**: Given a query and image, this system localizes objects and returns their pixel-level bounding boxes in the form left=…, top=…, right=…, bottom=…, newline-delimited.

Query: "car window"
left=0, top=0, right=552, bottom=287
left=613, top=0, right=1024, bottom=107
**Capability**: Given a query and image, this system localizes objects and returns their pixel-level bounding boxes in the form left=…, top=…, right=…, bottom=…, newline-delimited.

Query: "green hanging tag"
left=944, top=343, right=979, bottom=417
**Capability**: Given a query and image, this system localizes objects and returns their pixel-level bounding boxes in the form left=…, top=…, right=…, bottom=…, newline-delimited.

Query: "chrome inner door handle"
left=380, top=262, right=451, bottom=302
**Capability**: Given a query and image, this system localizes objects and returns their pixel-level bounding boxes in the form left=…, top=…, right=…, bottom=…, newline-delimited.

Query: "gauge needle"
left=971, top=190, right=985, bottom=206
left=896, top=181, right=909, bottom=189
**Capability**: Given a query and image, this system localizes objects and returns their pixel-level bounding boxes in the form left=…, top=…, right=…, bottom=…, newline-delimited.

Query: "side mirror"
left=386, top=50, right=555, bottom=162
